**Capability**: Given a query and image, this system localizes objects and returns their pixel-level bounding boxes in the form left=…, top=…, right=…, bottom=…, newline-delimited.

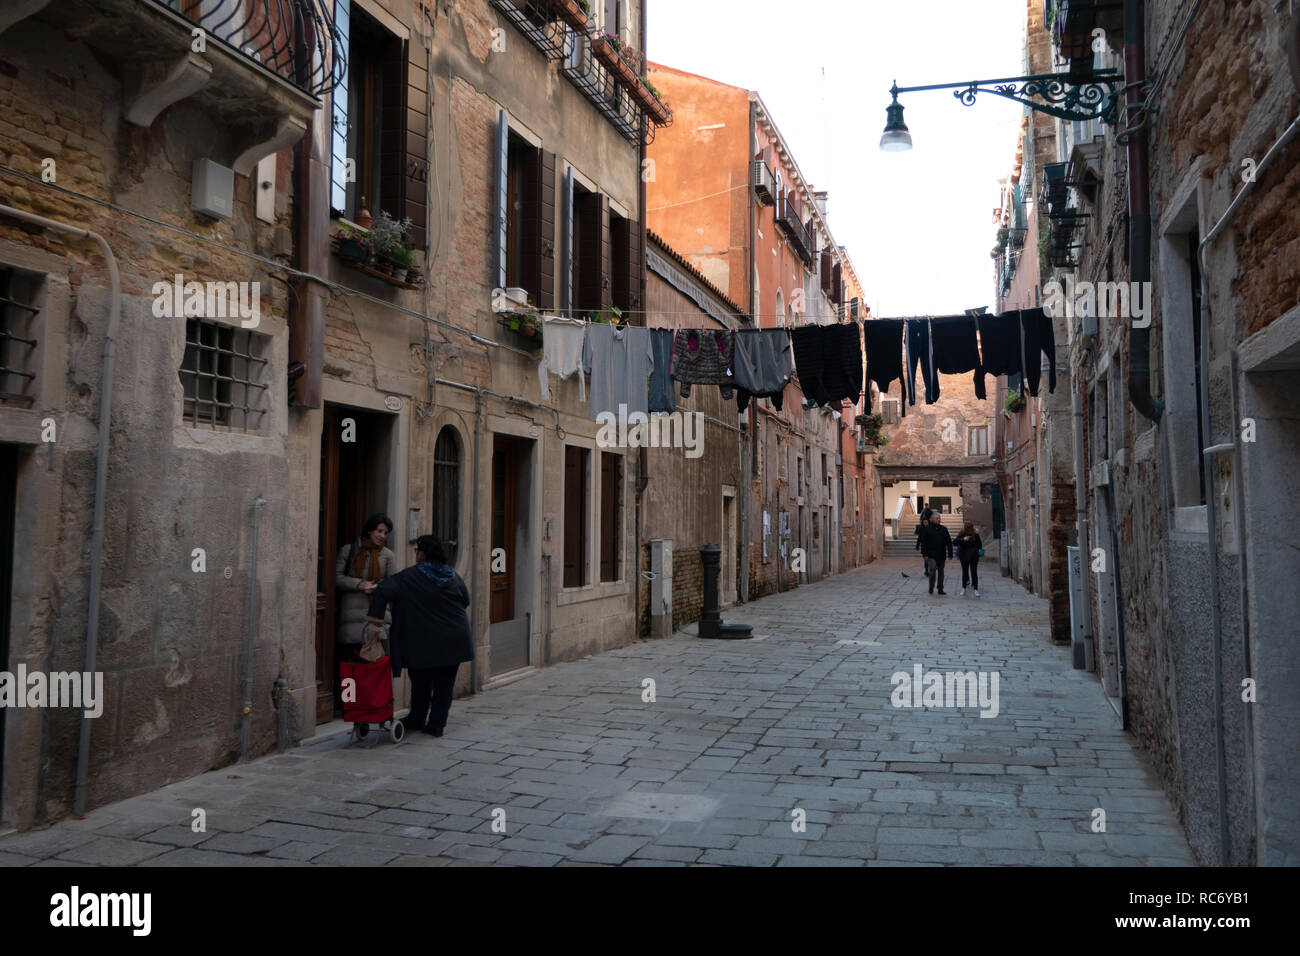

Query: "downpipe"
left=0, top=206, right=121, bottom=817
left=469, top=387, right=483, bottom=693
left=239, top=496, right=266, bottom=761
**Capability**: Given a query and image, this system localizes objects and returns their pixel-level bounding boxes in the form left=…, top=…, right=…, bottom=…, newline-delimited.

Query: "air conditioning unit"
left=753, top=161, right=776, bottom=206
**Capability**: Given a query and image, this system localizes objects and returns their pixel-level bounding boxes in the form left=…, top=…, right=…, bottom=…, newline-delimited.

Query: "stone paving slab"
left=0, top=555, right=1194, bottom=867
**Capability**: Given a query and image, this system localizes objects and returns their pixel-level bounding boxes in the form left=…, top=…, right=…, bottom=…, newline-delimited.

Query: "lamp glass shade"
left=879, top=97, right=912, bottom=152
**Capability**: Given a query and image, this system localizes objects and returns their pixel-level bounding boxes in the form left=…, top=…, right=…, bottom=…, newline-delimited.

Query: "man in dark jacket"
left=917, top=509, right=954, bottom=595
left=366, top=536, right=473, bottom=737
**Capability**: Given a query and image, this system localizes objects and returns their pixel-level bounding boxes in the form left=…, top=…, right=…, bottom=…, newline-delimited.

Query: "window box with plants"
left=633, top=74, right=671, bottom=125
left=334, top=211, right=422, bottom=289
left=498, top=306, right=544, bottom=347
left=855, top=412, right=889, bottom=448
left=555, top=0, right=589, bottom=31
left=1005, top=388, right=1026, bottom=413
left=592, top=32, right=636, bottom=85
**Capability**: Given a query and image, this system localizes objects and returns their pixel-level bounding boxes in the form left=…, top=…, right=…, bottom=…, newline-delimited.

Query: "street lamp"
left=879, top=70, right=1122, bottom=151
left=879, top=84, right=912, bottom=152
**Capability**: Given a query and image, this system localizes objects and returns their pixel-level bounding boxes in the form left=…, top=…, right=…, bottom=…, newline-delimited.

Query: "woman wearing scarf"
left=335, top=513, right=397, bottom=651
left=366, top=536, right=473, bottom=737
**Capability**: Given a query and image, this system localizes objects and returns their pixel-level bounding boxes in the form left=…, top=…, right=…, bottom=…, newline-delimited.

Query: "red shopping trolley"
left=339, top=654, right=405, bottom=744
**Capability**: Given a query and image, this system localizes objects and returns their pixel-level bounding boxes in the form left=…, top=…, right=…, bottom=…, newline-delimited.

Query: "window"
left=0, top=265, right=40, bottom=407
left=500, top=130, right=556, bottom=308
left=178, top=319, right=269, bottom=431
left=610, top=210, right=641, bottom=317
left=599, top=452, right=622, bottom=582
left=880, top=398, right=900, bottom=425
left=433, top=426, right=461, bottom=563
left=563, top=445, right=589, bottom=587
left=930, top=496, right=952, bottom=514
left=568, top=182, right=609, bottom=316
left=330, top=2, right=426, bottom=246
left=968, top=425, right=989, bottom=456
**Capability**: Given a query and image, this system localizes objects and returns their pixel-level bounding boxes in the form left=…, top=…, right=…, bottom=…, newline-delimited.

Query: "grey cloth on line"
left=582, top=323, right=654, bottom=420
left=648, top=328, right=677, bottom=413
left=538, top=315, right=587, bottom=403
left=732, top=328, right=794, bottom=412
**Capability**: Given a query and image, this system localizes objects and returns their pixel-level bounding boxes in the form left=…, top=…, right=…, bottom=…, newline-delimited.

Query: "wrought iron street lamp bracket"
left=891, top=69, right=1123, bottom=126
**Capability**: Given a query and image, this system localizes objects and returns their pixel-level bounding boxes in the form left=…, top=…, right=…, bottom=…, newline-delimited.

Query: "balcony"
left=5, top=1, right=344, bottom=173
left=490, top=0, right=586, bottom=61
left=1050, top=0, right=1123, bottom=80
left=775, top=196, right=814, bottom=266
left=561, top=29, right=669, bottom=143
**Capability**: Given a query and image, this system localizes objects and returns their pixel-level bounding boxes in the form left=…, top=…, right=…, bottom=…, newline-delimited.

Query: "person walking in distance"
left=366, top=536, right=473, bottom=737
left=954, top=522, right=984, bottom=597
left=914, top=511, right=929, bottom=576
left=917, top=509, right=954, bottom=595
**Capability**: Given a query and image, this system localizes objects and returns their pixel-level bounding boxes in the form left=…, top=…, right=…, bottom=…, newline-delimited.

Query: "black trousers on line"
left=407, top=663, right=460, bottom=732
left=961, top=557, right=980, bottom=589
left=928, top=558, right=946, bottom=593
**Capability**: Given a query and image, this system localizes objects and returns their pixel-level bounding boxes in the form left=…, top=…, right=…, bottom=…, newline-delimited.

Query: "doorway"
left=489, top=434, right=535, bottom=676
left=315, top=404, right=396, bottom=724
left=0, top=444, right=17, bottom=822
left=721, top=491, right=736, bottom=606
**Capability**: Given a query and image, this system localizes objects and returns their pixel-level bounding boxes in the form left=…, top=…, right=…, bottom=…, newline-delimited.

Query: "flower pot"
left=520, top=319, right=538, bottom=337
left=592, top=37, right=620, bottom=70
left=392, top=268, right=408, bottom=283
left=554, top=0, right=588, bottom=30
left=336, top=238, right=367, bottom=263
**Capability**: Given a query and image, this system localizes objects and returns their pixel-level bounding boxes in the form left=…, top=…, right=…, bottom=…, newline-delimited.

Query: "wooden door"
left=490, top=436, right=516, bottom=624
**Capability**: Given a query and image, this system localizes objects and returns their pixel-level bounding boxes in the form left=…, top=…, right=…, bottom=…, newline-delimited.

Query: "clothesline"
left=537, top=308, right=1056, bottom=425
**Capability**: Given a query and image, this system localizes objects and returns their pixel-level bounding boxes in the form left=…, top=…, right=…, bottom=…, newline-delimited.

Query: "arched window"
left=775, top=288, right=785, bottom=328
left=433, top=426, right=461, bottom=563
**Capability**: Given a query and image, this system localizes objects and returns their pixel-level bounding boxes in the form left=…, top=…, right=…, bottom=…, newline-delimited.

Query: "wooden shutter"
left=627, top=212, right=642, bottom=313
left=537, top=150, right=556, bottom=309
left=404, top=38, right=428, bottom=249
left=561, top=166, right=574, bottom=314
left=832, top=262, right=842, bottom=306
left=493, top=109, right=509, bottom=291
left=611, top=213, right=641, bottom=315
left=597, top=194, right=611, bottom=312
left=379, top=36, right=407, bottom=223
left=599, top=453, right=620, bottom=582
left=820, top=251, right=832, bottom=294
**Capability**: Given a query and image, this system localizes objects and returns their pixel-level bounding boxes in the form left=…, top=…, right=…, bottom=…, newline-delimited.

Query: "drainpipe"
left=1124, top=0, right=1163, bottom=423
left=239, top=496, right=266, bottom=761
left=1193, top=108, right=1300, bottom=867
left=742, top=96, right=758, bottom=603
left=0, top=206, right=120, bottom=817
left=469, top=387, right=483, bottom=693
left=1072, top=372, right=1094, bottom=669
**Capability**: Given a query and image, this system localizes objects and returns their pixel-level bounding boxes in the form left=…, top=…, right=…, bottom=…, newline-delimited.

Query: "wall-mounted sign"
left=384, top=396, right=403, bottom=411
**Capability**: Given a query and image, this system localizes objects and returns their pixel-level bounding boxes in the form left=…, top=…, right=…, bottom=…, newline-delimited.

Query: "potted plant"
left=555, top=0, right=589, bottom=30
left=586, top=302, right=623, bottom=325
left=334, top=224, right=373, bottom=264
left=388, top=243, right=416, bottom=283
left=368, top=209, right=414, bottom=277
left=1005, top=388, right=1025, bottom=412
left=502, top=307, right=542, bottom=343
left=856, top=412, right=886, bottom=446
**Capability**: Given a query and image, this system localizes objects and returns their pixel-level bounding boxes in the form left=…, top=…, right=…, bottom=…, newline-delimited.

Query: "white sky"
left=648, top=0, right=1027, bottom=317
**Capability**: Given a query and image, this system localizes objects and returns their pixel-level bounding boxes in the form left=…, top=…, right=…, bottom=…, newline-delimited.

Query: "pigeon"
left=900, top=572, right=909, bottom=578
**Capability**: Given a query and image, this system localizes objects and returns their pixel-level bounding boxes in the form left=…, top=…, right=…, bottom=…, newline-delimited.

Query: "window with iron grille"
left=178, top=319, right=269, bottom=431
left=433, top=426, right=461, bottom=563
left=0, top=266, right=41, bottom=407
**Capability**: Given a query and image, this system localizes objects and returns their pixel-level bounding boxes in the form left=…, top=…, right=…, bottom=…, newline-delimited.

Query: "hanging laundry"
left=906, top=318, right=940, bottom=405
left=975, top=311, right=1024, bottom=399
left=930, top=313, right=987, bottom=399
left=732, top=328, right=794, bottom=412
left=648, top=328, right=677, bottom=413
left=863, top=318, right=906, bottom=399
left=1018, top=307, right=1055, bottom=396
left=583, top=323, right=654, bottom=421
left=822, top=322, right=864, bottom=405
left=671, top=329, right=735, bottom=400
left=538, top=314, right=587, bottom=404
left=789, top=324, right=832, bottom=406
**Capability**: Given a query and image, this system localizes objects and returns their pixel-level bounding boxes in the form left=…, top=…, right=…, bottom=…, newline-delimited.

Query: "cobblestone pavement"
left=0, top=554, right=1194, bottom=867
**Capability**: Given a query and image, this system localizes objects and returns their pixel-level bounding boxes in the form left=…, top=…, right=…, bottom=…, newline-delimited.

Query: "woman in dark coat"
left=365, top=536, right=473, bottom=737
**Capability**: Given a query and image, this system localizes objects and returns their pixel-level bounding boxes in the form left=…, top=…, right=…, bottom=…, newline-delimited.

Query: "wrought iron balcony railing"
left=775, top=196, right=814, bottom=265
left=153, top=0, right=347, bottom=96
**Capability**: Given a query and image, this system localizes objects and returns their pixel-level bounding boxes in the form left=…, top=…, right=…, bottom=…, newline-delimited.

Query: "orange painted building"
left=647, top=64, right=882, bottom=594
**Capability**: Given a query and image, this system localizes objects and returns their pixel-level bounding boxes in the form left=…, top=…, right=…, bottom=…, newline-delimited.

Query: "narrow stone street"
left=0, top=554, right=1193, bottom=867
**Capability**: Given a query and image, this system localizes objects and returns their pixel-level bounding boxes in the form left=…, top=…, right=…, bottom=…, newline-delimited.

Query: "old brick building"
left=992, top=0, right=1300, bottom=864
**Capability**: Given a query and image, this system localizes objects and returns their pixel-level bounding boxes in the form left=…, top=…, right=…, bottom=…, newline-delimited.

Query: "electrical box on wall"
left=192, top=159, right=234, bottom=220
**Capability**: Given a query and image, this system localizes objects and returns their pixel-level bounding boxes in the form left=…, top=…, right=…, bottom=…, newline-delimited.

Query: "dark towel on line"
left=733, top=328, right=793, bottom=412
left=976, top=311, right=1024, bottom=398
left=822, top=323, right=864, bottom=405
left=648, top=328, right=676, bottom=413
left=930, top=314, right=987, bottom=399
left=1019, top=307, right=1056, bottom=396
left=863, top=318, right=906, bottom=397
left=906, top=318, right=939, bottom=405
left=790, top=325, right=832, bottom=406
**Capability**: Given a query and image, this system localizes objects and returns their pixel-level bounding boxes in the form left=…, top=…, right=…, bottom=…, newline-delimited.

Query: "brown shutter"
left=832, top=262, right=842, bottom=306
left=537, top=150, right=556, bottom=309
left=564, top=446, right=587, bottom=587
left=598, top=194, right=611, bottom=311
left=405, top=39, right=428, bottom=249
left=378, top=36, right=407, bottom=224
left=820, top=251, right=833, bottom=294
left=627, top=213, right=642, bottom=314
left=600, top=452, right=619, bottom=582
